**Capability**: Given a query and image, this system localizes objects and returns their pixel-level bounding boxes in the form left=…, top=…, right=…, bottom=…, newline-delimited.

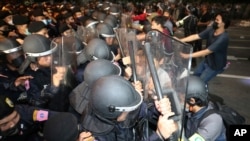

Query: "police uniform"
left=0, top=95, right=58, bottom=141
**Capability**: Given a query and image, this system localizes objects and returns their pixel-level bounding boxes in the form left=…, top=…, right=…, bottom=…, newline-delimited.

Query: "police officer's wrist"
left=156, top=129, right=166, bottom=141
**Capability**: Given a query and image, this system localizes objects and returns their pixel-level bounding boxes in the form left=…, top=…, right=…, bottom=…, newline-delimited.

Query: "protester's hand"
left=136, top=33, right=146, bottom=41
left=78, top=132, right=95, bottom=141
left=180, top=52, right=190, bottom=59
left=14, top=76, right=33, bottom=87
left=156, top=114, right=177, bottom=139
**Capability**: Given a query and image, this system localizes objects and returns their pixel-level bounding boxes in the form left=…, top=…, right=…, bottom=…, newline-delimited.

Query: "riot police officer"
left=0, top=95, right=57, bottom=141
left=0, top=38, right=32, bottom=103
left=69, top=59, right=121, bottom=118
left=18, top=34, right=75, bottom=112
left=80, top=75, right=177, bottom=141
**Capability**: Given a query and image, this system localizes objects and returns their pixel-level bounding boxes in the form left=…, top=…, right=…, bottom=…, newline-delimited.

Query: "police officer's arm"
left=15, top=105, right=58, bottom=122
left=14, top=76, right=33, bottom=88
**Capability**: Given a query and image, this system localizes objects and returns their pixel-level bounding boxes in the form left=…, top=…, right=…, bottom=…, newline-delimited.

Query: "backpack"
left=183, top=15, right=198, bottom=36
left=198, top=101, right=246, bottom=139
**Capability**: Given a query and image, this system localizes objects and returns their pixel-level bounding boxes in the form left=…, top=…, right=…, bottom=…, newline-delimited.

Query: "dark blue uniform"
left=0, top=65, right=25, bottom=103
left=0, top=105, right=57, bottom=141
left=24, top=67, right=75, bottom=112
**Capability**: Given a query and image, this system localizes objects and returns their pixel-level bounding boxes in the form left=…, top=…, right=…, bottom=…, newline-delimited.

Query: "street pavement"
left=175, top=20, right=250, bottom=124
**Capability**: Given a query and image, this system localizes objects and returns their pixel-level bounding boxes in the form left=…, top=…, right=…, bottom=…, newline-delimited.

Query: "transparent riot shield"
left=50, top=36, right=78, bottom=89
left=113, top=28, right=149, bottom=140
left=114, top=28, right=142, bottom=82
left=141, top=30, right=192, bottom=140
left=76, top=25, right=87, bottom=44
left=114, top=28, right=129, bottom=57
left=76, top=20, right=99, bottom=44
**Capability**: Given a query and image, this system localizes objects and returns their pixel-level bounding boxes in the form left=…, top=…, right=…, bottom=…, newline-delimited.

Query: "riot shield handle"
left=145, top=41, right=181, bottom=141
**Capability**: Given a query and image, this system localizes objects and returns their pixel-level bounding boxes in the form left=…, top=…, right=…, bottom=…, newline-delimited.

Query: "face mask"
left=25, top=29, right=31, bottom=35
left=42, top=19, right=48, bottom=25
left=8, top=55, right=25, bottom=68
left=0, top=30, right=9, bottom=37
left=212, top=22, right=219, bottom=30
left=7, top=20, right=14, bottom=26
left=47, top=19, right=52, bottom=24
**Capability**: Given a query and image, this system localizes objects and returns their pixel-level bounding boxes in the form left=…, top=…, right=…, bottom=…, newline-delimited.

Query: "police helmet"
left=97, top=12, right=107, bottom=23
left=22, top=34, right=56, bottom=58
left=84, top=18, right=99, bottom=28
left=104, top=15, right=118, bottom=29
left=186, top=76, right=208, bottom=103
left=91, top=75, right=143, bottom=119
left=96, top=1, right=103, bottom=8
left=0, top=38, right=22, bottom=54
left=87, top=38, right=113, bottom=60
left=109, top=5, right=120, bottom=16
left=96, top=23, right=115, bottom=38
left=101, top=2, right=110, bottom=11
left=18, top=34, right=56, bottom=74
left=91, top=11, right=99, bottom=20
left=84, top=59, right=121, bottom=87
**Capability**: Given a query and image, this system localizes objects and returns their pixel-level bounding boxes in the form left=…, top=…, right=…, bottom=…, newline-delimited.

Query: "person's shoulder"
left=201, top=109, right=223, bottom=124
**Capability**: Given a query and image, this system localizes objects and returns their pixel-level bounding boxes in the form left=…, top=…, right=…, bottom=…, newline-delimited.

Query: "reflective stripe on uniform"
left=188, top=133, right=206, bottom=141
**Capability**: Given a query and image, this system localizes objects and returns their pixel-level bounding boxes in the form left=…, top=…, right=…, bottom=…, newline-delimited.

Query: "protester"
left=179, top=11, right=230, bottom=84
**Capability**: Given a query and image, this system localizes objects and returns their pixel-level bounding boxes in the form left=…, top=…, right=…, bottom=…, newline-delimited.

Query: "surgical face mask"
left=24, top=29, right=31, bottom=35
left=42, top=19, right=48, bottom=25
left=212, top=22, right=219, bottom=30
left=42, top=19, right=52, bottom=25
left=7, top=20, right=14, bottom=26
left=47, top=19, right=52, bottom=24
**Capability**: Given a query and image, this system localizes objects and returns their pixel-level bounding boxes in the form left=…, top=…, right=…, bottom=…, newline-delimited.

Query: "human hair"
left=151, top=15, right=167, bottom=28
left=187, top=97, right=208, bottom=107
left=215, top=11, right=231, bottom=29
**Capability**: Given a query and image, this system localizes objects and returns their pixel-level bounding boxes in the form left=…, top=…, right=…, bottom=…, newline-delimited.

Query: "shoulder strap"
left=197, top=109, right=217, bottom=126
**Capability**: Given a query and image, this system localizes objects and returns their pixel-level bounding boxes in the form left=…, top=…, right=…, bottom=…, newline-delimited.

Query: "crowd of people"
left=0, top=0, right=231, bottom=141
